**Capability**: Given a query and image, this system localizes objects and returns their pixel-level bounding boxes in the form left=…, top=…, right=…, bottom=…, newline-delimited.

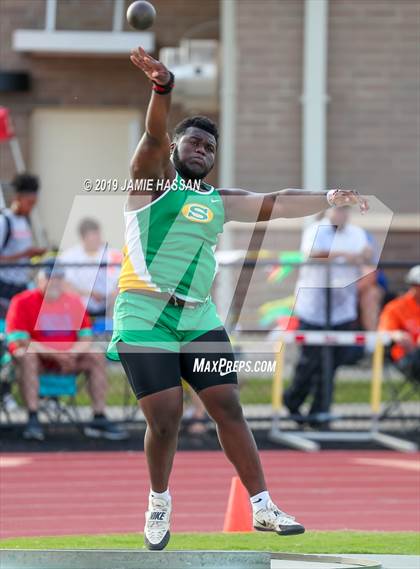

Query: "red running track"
left=1, top=451, right=419, bottom=538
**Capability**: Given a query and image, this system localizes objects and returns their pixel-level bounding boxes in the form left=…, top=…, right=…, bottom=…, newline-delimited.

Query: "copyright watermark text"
left=83, top=178, right=201, bottom=193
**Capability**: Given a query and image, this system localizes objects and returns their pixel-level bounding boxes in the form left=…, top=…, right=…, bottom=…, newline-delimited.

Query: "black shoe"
left=283, top=396, right=306, bottom=425
left=23, top=416, right=45, bottom=441
left=84, top=417, right=129, bottom=441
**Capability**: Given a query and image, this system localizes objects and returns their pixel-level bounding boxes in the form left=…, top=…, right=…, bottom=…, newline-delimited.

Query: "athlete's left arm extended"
left=220, top=188, right=369, bottom=223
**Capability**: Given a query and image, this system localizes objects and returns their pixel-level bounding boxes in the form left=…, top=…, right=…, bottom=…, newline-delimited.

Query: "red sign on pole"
left=0, top=107, right=15, bottom=141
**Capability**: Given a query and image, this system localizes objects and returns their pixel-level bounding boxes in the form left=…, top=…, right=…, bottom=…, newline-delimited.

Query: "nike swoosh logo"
left=211, top=199, right=220, bottom=203
left=219, top=370, right=232, bottom=377
left=252, top=498, right=263, bottom=504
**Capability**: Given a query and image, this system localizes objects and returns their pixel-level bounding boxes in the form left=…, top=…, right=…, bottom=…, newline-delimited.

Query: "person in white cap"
left=378, top=265, right=420, bottom=380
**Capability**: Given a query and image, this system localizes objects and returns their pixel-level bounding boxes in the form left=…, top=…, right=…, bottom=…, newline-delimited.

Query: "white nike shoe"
left=144, top=496, right=172, bottom=551
left=253, top=499, right=305, bottom=536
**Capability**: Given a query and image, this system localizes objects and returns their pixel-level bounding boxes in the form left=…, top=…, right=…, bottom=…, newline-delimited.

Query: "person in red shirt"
left=378, top=265, right=420, bottom=381
left=6, top=260, right=128, bottom=441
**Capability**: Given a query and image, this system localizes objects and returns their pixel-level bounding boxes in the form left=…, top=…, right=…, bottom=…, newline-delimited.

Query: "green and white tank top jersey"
left=118, top=173, right=225, bottom=302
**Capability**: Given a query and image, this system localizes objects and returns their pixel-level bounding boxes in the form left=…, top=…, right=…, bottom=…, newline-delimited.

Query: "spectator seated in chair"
left=5, top=259, right=129, bottom=441
left=378, top=265, right=420, bottom=383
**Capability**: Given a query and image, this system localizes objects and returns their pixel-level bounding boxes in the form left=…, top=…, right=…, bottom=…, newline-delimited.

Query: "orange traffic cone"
left=223, top=476, right=253, bottom=532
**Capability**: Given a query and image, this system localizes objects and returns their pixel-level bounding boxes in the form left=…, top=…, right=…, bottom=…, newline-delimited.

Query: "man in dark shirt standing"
left=0, top=173, right=46, bottom=314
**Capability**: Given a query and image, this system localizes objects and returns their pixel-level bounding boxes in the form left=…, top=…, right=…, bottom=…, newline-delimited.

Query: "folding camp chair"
left=38, top=373, right=84, bottom=429
left=380, top=347, right=420, bottom=424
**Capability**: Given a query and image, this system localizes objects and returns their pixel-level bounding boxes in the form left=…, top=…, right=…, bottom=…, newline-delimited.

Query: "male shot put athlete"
left=107, top=46, right=368, bottom=550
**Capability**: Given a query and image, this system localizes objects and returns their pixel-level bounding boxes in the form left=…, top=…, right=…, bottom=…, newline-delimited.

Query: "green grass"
left=239, top=379, right=382, bottom=405
left=1, top=532, right=419, bottom=554
left=12, top=372, right=420, bottom=407
left=76, top=375, right=420, bottom=407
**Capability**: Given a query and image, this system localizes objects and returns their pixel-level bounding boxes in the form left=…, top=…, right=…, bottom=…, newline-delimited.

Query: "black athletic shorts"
left=117, top=327, right=238, bottom=399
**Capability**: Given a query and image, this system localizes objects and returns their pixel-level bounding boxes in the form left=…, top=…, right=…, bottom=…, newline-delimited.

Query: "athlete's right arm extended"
left=129, top=47, right=173, bottom=182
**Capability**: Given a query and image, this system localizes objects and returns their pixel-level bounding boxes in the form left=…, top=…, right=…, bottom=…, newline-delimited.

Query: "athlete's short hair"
left=78, top=217, right=100, bottom=237
left=173, top=116, right=219, bottom=145
left=12, top=173, right=39, bottom=194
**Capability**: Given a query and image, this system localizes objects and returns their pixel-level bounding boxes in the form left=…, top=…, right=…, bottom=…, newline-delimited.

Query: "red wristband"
left=152, top=72, right=175, bottom=95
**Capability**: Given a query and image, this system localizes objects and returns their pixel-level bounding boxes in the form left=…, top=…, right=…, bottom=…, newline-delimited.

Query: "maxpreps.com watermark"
left=193, top=358, right=276, bottom=376
left=83, top=178, right=201, bottom=193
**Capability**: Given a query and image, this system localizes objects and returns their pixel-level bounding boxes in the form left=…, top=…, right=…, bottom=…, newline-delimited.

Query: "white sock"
left=150, top=489, right=171, bottom=502
left=250, top=490, right=270, bottom=512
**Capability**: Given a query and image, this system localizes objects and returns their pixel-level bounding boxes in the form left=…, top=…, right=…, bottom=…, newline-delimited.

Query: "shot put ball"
left=126, top=1, right=156, bottom=30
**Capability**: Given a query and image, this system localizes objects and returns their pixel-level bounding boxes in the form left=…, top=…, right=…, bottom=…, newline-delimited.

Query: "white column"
left=45, top=0, right=57, bottom=31
left=220, top=0, right=237, bottom=185
left=218, top=0, right=237, bottom=325
left=112, top=0, right=125, bottom=32
left=302, top=0, right=329, bottom=192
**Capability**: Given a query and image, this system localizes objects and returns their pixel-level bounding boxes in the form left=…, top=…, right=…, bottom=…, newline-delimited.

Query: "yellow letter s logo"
left=181, top=203, right=214, bottom=223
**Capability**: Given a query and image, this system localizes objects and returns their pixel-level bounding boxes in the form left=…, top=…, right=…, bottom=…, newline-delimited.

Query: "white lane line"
left=353, top=457, right=420, bottom=472
left=0, top=457, right=32, bottom=468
